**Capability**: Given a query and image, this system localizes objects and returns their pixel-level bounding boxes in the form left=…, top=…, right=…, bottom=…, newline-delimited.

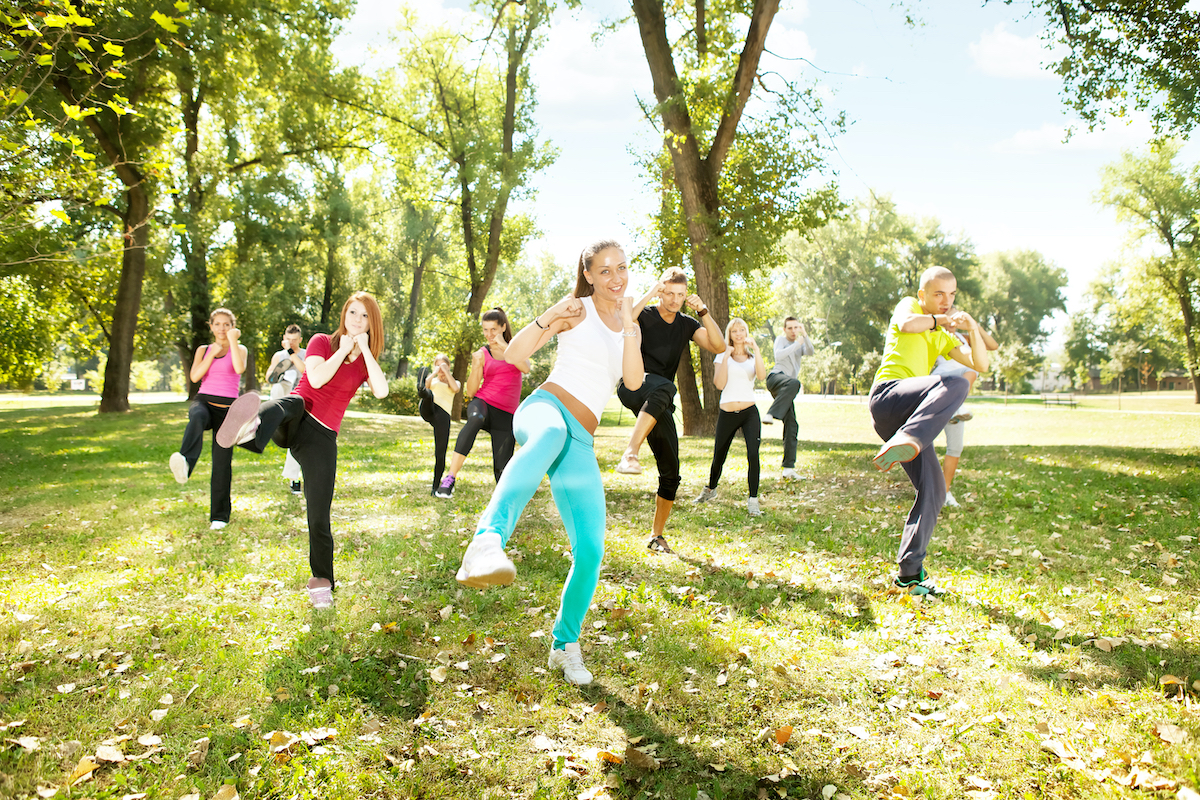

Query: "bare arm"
left=305, top=337, right=354, bottom=389
left=505, top=296, right=584, bottom=365
left=226, top=329, right=247, bottom=374
left=897, top=313, right=955, bottom=334
left=618, top=296, right=643, bottom=390
left=189, top=345, right=215, bottom=384
left=464, top=349, right=485, bottom=398
left=946, top=313, right=990, bottom=374
left=712, top=350, right=732, bottom=390
left=632, top=280, right=665, bottom=319
left=353, top=333, right=389, bottom=398
left=750, top=339, right=767, bottom=381
left=686, top=295, right=725, bottom=354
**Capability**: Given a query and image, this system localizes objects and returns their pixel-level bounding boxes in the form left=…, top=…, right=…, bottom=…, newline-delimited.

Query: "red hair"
left=331, top=292, right=384, bottom=360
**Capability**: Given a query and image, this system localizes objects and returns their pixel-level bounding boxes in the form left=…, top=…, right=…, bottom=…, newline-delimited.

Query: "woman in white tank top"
left=453, top=239, right=645, bottom=687
left=695, top=318, right=767, bottom=516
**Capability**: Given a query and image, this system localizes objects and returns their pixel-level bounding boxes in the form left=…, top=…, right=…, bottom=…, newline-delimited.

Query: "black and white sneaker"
left=290, top=480, right=302, bottom=495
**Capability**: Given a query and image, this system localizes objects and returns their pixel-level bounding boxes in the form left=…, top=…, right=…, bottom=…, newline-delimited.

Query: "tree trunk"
left=675, top=347, right=705, bottom=436
left=397, top=238, right=432, bottom=379
left=100, top=188, right=151, bottom=413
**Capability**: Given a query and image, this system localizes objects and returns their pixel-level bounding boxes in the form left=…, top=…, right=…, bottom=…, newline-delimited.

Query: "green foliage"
left=0, top=275, right=55, bottom=387
left=991, top=340, right=1040, bottom=395
left=1016, top=0, right=1200, bottom=134
left=355, top=377, right=420, bottom=417
left=965, top=250, right=1068, bottom=350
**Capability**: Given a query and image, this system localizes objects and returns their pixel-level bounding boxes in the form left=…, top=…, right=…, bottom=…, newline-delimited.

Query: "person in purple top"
left=167, top=307, right=248, bottom=531
left=435, top=308, right=530, bottom=498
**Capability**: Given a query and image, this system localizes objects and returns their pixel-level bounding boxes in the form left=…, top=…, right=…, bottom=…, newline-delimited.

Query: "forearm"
left=464, top=362, right=483, bottom=396
left=230, top=345, right=247, bottom=375
left=306, top=350, right=349, bottom=388
left=754, top=353, right=767, bottom=380
left=362, top=350, right=389, bottom=398
left=713, top=356, right=729, bottom=390
left=189, top=352, right=213, bottom=383
left=621, top=332, right=644, bottom=390
left=968, top=326, right=989, bottom=374
left=291, top=353, right=307, bottom=374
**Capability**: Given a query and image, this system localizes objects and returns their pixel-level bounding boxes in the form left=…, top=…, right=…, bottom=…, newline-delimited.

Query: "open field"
left=0, top=397, right=1197, bottom=799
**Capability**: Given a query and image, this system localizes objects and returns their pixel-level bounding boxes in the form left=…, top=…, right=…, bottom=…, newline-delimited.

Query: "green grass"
left=0, top=396, right=1197, bottom=799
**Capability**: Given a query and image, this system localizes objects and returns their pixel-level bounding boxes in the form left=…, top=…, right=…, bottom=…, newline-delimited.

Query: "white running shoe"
left=951, top=407, right=973, bottom=423
left=781, top=468, right=800, bottom=480
left=747, top=497, right=762, bottom=516
left=455, top=533, right=516, bottom=589
left=762, top=413, right=775, bottom=424
left=943, top=491, right=960, bottom=508
left=693, top=486, right=716, bottom=504
left=615, top=454, right=642, bottom=474
left=548, top=642, right=593, bottom=686
left=215, top=392, right=261, bottom=448
left=169, top=452, right=189, bottom=484
left=210, top=520, right=227, bottom=530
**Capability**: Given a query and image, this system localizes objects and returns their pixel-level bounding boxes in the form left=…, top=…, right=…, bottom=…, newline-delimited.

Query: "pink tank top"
left=198, top=346, right=240, bottom=398
left=475, top=347, right=523, bottom=414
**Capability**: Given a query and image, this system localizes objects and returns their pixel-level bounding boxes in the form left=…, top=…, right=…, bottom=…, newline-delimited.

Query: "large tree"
left=1097, top=141, right=1200, bottom=401
left=964, top=250, right=1068, bottom=351
left=629, top=0, right=838, bottom=433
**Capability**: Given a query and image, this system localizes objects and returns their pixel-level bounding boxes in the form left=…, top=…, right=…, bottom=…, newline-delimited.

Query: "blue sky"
left=333, top=1, right=1200, bottom=344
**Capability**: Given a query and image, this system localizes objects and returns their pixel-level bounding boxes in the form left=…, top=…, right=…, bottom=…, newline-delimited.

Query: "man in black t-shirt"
left=616, top=267, right=724, bottom=553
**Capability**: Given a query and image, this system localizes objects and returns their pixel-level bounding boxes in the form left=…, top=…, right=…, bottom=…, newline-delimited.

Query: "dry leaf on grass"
left=623, top=745, right=659, bottom=771
left=1152, top=723, right=1189, bottom=745
left=119, top=794, right=148, bottom=800
left=137, top=734, right=162, bottom=747
left=94, top=745, right=125, bottom=763
left=68, top=756, right=99, bottom=786
left=429, top=666, right=448, bottom=683
left=186, top=737, right=209, bottom=768
left=35, top=790, right=58, bottom=800
left=7, top=736, right=39, bottom=752
left=149, top=709, right=168, bottom=723
left=775, top=726, right=793, bottom=745
left=210, top=785, right=239, bottom=800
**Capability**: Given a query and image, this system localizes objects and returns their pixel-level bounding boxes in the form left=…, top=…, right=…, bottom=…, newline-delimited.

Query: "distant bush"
left=355, top=376, right=420, bottom=416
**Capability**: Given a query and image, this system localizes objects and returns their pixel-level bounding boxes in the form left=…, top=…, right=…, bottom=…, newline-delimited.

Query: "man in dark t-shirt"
left=617, top=267, right=724, bottom=553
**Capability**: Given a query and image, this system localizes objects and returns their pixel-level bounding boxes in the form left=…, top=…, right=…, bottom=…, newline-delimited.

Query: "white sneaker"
left=210, top=520, right=227, bottom=530
left=747, top=497, right=762, bottom=516
left=781, top=468, right=799, bottom=480
left=455, top=533, right=516, bottom=589
left=169, top=452, right=189, bottom=484
left=693, top=486, right=716, bottom=504
left=548, top=642, right=593, bottom=685
left=943, top=491, right=960, bottom=508
left=762, top=413, right=775, bottom=424
left=951, top=407, right=973, bottom=423
left=215, top=392, right=261, bottom=448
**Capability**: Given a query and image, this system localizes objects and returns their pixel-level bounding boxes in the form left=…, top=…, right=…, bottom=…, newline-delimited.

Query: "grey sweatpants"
left=868, top=375, right=969, bottom=575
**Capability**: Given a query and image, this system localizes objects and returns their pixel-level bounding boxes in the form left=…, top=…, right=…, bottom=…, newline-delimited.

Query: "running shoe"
left=434, top=474, right=456, bottom=498
left=169, top=452, right=189, bottom=484
left=455, top=533, right=516, bottom=589
left=693, top=486, right=716, bottom=504
left=216, top=392, right=261, bottom=449
left=872, top=431, right=921, bottom=472
left=894, top=569, right=945, bottom=596
left=548, top=642, right=593, bottom=686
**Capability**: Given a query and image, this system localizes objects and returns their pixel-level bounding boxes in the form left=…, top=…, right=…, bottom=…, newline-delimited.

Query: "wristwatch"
left=698, top=307, right=709, bottom=317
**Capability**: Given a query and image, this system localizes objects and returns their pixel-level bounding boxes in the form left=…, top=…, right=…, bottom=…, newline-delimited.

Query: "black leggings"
left=617, top=375, right=681, bottom=501
left=706, top=406, right=762, bottom=497
left=426, top=405, right=451, bottom=494
left=453, top=397, right=515, bottom=482
left=240, top=396, right=340, bottom=587
left=179, top=394, right=235, bottom=523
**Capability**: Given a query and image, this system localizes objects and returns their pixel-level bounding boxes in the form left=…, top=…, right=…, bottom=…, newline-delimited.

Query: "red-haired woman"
left=217, top=292, right=388, bottom=609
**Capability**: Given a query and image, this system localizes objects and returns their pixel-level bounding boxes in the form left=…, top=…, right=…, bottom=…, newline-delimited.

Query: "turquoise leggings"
left=474, top=390, right=605, bottom=648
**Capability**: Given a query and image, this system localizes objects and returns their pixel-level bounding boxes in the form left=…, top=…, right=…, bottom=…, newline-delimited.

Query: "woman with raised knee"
left=453, top=240, right=643, bottom=686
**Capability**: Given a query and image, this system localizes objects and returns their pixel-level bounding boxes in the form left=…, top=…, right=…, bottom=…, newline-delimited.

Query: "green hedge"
left=355, top=376, right=421, bottom=416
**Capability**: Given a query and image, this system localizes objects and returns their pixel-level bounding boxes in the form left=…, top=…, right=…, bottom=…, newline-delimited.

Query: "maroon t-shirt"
left=293, top=334, right=368, bottom=433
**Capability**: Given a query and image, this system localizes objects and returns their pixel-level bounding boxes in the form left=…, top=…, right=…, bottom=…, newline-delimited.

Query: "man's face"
left=285, top=332, right=301, bottom=350
left=660, top=282, right=687, bottom=313
left=783, top=320, right=801, bottom=341
left=918, top=278, right=957, bottom=316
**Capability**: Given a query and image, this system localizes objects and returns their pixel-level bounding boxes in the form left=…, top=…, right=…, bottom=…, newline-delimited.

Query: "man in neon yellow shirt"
left=869, top=266, right=990, bottom=596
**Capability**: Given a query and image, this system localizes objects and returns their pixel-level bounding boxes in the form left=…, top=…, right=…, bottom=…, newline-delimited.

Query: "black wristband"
left=533, top=317, right=548, bottom=330
left=287, top=348, right=295, bottom=355
left=931, top=315, right=937, bottom=331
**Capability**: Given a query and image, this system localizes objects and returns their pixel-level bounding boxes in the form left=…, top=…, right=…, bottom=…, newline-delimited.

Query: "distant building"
left=1159, top=370, right=1195, bottom=392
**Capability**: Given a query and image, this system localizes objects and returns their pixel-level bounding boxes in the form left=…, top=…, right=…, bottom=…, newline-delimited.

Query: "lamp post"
left=1140, top=348, right=1151, bottom=393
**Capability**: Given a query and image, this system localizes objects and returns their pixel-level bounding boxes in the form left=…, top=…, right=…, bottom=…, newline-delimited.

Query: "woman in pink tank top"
left=433, top=307, right=530, bottom=498
left=167, top=307, right=247, bottom=531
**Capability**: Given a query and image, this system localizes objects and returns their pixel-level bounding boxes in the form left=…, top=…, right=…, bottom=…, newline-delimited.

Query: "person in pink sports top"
left=167, top=307, right=248, bottom=531
left=434, top=307, right=530, bottom=499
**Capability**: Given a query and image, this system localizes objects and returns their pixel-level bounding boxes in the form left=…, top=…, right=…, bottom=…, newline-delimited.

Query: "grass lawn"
left=0, top=395, right=1197, bottom=800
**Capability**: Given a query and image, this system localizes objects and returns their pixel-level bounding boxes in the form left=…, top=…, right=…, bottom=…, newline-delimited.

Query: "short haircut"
left=919, top=266, right=956, bottom=290
left=784, top=316, right=799, bottom=324
left=661, top=267, right=688, bottom=286
left=285, top=324, right=301, bottom=335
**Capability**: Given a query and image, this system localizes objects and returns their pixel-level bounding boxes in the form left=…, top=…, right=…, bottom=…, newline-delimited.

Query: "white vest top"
left=545, top=296, right=624, bottom=422
left=716, top=351, right=758, bottom=404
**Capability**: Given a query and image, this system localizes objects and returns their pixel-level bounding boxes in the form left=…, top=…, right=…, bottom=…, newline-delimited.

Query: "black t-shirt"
left=638, top=305, right=702, bottom=379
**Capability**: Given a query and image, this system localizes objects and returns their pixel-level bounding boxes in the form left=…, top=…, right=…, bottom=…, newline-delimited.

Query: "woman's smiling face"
left=585, top=247, right=628, bottom=298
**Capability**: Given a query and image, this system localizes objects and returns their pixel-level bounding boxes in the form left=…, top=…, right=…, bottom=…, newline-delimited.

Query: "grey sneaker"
left=548, top=642, right=593, bottom=685
left=693, top=486, right=717, bottom=504
left=747, top=497, right=762, bottom=516
left=943, top=491, right=959, bottom=508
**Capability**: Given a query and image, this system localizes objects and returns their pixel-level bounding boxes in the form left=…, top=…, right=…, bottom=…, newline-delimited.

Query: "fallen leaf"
left=429, top=666, right=448, bottom=683
left=94, top=745, right=125, bottom=763
left=36, top=788, right=59, bottom=799
left=231, top=716, right=252, bottom=729
left=846, top=726, right=871, bottom=740
left=186, top=737, right=209, bottom=768
left=9, top=736, right=39, bottom=752
left=596, top=749, right=624, bottom=764
left=1152, top=722, right=1189, bottom=745
left=120, top=794, right=147, bottom=800
left=624, top=745, right=659, bottom=771
left=149, top=709, right=168, bottom=722
left=137, top=734, right=162, bottom=747
left=775, top=726, right=793, bottom=745
left=439, top=605, right=453, bottom=621
left=211, top=785, right=239, bottom=800
left=158, top=693, right=173, bottom=706
left=68, top=757, right=99, bottom=786
left=716, top=671, right=728, bottom=686
left=56, top=683, right=76, bottom=694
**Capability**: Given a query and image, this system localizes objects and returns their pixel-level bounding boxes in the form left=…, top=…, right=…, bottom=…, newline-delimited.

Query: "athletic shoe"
left=951, top=407, right=973, bottom=423
left=548, top=642, right=593, bottom=686
left=781, top=468, right=800, bottom=480
left=210, top=520, right=227, bottom=531
left=434, top=475, right=456, bottom=499
left=215, top=392, right=261, bottom=448
left=415, top=367, right=430, bottom=400
left=894, top=569, right=945, bottom=597
left=943, top=491, right=959, bottom=508
left=615, top=454, right=642, bottom=474
left=455, top=533, right=516, bottom=589
left=762, top=413, right=775, bottom=424
left=747, top=497, right=762, bottom=516
left=872, top=431, right=921, bottom=472
left=693, top=486, right=716, bottom=504
left=647, top=535, right=674, bottom=554
left=308, top=584, right=333, bottom=610
left=169, top=452, right=189, bottom=484
left=290, top=480, right=302, bottom=495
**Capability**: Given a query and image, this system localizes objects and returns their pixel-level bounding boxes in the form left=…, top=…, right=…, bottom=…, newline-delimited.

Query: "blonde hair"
left=724, top=317, right=749, bottom=349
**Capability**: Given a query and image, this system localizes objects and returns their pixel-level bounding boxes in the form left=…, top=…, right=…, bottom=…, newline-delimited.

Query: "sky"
left=331, top=0, right=1200, bottom=344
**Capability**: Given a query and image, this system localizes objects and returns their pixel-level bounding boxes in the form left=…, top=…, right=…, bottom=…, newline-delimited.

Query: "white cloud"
left=968, top=22, right=1057, bottom=80
left=993, top=115, right=1157, bottom=154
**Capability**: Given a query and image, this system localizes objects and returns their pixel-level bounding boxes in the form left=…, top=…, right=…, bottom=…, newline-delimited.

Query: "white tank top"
left=546, top=296, right=624, bottom=422
left=716, top=352, right=758, bottom=404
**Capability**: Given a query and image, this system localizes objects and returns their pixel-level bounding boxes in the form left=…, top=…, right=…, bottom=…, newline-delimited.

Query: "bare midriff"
left=719, top=401, right=755, bottom=413
left=539, top=382, right=598, bottom=435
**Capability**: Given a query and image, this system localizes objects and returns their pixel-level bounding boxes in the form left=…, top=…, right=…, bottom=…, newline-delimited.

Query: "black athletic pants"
left=179, top=394, right=235, bottom=524
left=706, top=406, right=762, bottom=497
left=617, top=374, right=682, bottom=502
left=453, top=397, right=515, bottom=482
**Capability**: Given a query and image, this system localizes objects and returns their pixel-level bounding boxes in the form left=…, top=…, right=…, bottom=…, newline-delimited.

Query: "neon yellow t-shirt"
left=873, top=297, right=961, bottom=384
